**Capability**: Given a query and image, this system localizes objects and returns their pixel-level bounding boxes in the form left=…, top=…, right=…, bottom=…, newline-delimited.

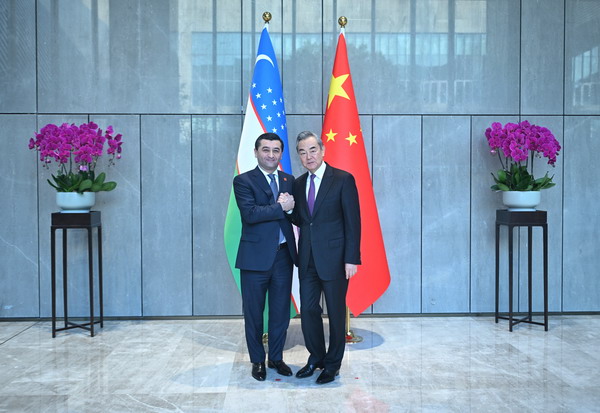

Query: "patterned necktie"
left=268, top=173, right=286, bottom=244
left=308, top=174, right=316, bottom=215
left=268, top=173, right=278, bottom=200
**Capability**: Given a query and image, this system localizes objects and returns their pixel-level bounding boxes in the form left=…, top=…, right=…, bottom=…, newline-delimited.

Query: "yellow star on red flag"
left=327, top=74, right=350, bottom=108
left=325, top=129, right=337, bottom=142
left=346, top=132, right=357, bottom=146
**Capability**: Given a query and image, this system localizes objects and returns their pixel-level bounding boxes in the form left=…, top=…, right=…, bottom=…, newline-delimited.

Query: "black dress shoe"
left=267, top=360, right=293, bottom=376
left=295, top=362, right=324, bottom=378
left=251, top=362, right=266, bottom=381
left=316, top=369, right=339, bottom=384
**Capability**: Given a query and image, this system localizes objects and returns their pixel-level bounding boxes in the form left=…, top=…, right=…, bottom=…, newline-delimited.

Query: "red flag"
left=322, top=28, right=391, bottom=316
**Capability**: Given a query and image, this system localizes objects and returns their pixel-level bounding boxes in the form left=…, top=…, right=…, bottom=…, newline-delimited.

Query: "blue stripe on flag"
left=249, top=27, right=292, bottom=173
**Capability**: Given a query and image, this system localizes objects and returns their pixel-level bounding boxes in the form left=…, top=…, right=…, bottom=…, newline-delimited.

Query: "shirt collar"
left=258, top=166, right=278, bottom=180
left=311, top=162, right=327, bottom=180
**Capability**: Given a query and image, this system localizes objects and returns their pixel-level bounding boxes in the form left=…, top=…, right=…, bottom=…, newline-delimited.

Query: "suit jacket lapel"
left=312, top=164, right=334, bottom=217
left=297, top=172, right=309, bottom=218
left=277, top=170, right=291, bottom=194
left=251, top=166, right=274, bottom=201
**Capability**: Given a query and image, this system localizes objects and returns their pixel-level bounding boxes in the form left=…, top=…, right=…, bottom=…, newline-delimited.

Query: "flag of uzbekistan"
left=223, top=23, right=299, bottom=318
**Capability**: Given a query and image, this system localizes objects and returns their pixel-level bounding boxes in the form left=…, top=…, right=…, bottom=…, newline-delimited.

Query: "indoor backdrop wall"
left=1, top=0, right=599, bottom=318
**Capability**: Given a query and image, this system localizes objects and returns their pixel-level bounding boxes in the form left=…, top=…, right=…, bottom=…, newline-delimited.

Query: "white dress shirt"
left=305, top=162, right=327, bottom=199
left=258, top=166, right=280, bottom=189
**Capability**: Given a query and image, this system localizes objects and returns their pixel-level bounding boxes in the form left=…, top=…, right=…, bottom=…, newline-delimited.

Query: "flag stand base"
left=345, top=329, right=363, bottom=343
left=345, top=306, right=363, bottom=343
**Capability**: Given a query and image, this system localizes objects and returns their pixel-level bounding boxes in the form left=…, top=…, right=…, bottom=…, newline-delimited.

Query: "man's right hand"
left=278, top=192, right=295, bottom=211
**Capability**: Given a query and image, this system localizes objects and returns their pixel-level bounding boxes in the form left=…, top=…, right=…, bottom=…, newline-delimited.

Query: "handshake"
left=277, top=193, right=295, bottom=212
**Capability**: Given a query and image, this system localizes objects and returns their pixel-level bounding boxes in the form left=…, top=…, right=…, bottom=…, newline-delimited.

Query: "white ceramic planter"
left=56, top=192, right=96, bottom=213
left=502, top=191, right=541, bottom=211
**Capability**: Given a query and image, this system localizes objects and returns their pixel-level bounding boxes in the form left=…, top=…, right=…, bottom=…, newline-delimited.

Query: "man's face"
left=297, top=136, right=325, bottom=174
left=254, top=139, right=283, bottom=173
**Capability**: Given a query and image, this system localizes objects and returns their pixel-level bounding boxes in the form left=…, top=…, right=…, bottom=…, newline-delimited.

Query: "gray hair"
left=296, top=130, right=323, bottom=152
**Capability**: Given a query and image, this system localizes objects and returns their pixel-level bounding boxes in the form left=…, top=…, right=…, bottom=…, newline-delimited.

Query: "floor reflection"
left=0, top=316, right=599, bottom=412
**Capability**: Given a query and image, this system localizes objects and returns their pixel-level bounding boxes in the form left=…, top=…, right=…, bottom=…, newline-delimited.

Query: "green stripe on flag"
left=224, top=175, right=297, bottom=332
left=224, top=186, right=242, bottom=292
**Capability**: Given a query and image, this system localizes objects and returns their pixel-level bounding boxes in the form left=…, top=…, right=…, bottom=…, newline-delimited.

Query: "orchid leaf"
left=101, top=182, right=117, bottom=191
left=47, top=179, right=61, bottom=191
left=94, top=172, right=106, bottom=185
left=79, top=180, right=93, bottom=191
left=497, top=170, right=506, bottom=182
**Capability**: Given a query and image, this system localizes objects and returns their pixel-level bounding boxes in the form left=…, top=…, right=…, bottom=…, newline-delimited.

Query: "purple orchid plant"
left=485, top=120, right=561, bottom=191
left=29, top=122, right=123, bottom=193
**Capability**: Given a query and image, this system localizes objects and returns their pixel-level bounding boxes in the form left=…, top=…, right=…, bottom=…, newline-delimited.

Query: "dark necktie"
left=268, top=173, right=286, bottom=244
left=308, top=174, right=316, bottom=215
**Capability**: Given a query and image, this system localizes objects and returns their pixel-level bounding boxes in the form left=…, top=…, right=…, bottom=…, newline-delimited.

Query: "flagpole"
left=333, top=15, right=363, bottom=345
left=261, top=9, right=271, bottom=346
left=346, top=306, right=363, bottom=343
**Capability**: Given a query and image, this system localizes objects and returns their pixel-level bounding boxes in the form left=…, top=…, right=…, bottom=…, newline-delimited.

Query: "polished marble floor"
left=0, top=315, right=599, bottom=412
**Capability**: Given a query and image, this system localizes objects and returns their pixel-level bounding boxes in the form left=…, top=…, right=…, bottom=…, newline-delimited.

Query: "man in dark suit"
left=290, top=130, right=361, bottom=384
left=233, top=132, right=298, bottom=381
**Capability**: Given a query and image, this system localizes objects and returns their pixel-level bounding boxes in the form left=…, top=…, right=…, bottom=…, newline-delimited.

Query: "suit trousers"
left=300, top=252, right=349, bottom=371
left=240, top=246, right=293, bottom=363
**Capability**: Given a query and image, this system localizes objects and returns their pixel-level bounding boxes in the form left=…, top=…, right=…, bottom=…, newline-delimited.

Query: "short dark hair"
left=255, top=133, right=284, bottom=151
left=296, top=130, right=323, bottom=152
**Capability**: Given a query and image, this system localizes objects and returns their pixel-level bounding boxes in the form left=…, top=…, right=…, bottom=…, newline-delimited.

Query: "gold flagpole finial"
left=262, top=12, right=272, bottom=23
left=338, top=16, right=347, bottom=28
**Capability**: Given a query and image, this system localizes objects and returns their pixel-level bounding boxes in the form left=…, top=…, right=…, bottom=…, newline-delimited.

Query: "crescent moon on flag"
left=255, top=54, right=274, bottom=67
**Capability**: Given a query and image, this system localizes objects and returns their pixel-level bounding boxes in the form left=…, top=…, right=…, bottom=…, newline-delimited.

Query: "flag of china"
left=322, top=28, right=391, bottom=316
